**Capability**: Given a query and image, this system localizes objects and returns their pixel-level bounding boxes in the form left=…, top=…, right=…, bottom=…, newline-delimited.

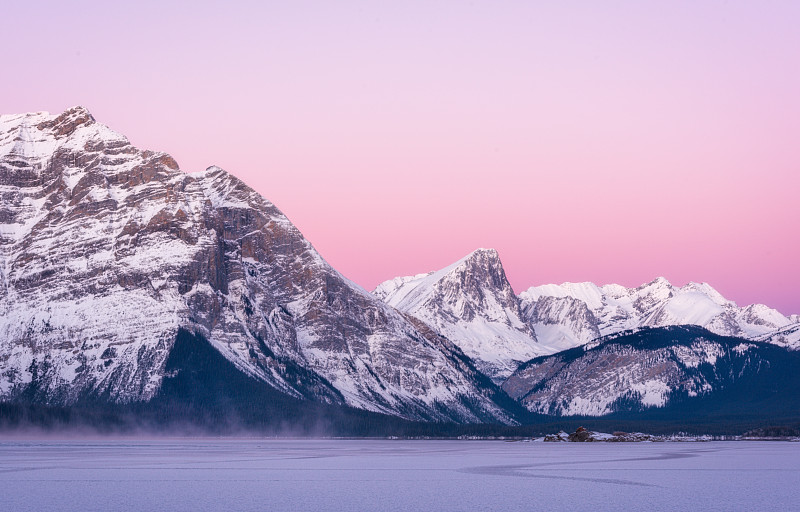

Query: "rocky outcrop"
left=567, top=426, right=593, bottom=442
left=544, top=428, right=662, bottom=442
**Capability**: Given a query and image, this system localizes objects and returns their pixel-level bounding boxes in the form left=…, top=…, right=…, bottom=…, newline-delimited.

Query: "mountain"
left=374, top=249, right=553, bottom=382
left=520, top=278, right=799, bottom=351
left=3, top=106, right=796, bottom=434
left=502, top=325, right=800, bottom=419
left=373, top=251, right=798, bottom=382
left=0, top=107, right=518, bottom=424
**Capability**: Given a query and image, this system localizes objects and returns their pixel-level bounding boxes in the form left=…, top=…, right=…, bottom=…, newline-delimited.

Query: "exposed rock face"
left=519, top=279, right=799, bottom=351
left=0, top=107, right=516, bottom=423
left=374, top=249, right=552, bottom=382
left=503, top=325, right=799, bottom=417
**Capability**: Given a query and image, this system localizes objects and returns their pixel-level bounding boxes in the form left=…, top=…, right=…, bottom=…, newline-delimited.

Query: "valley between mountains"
left=1, top=107, right=798, bottom=434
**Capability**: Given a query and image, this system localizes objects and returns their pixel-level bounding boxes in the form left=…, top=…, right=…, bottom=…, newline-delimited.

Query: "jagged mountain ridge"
left=502, top=325, right=800, bottom=417
left=0, top=107, right=517, bottom=424
left=375, top=252, right=798, bottom=377
left=374, top=249, right=553, bottom=382
left=520, top=278, right=800, bottom=351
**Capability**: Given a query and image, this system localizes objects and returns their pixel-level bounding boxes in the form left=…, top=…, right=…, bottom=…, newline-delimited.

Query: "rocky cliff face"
left=0, top=107, right=516, bottom=423
left=374, top=249, right=552, bottom=382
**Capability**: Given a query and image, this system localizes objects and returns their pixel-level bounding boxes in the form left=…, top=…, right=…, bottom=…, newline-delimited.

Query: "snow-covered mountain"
left=0, top=107, right=517, bottom=424
left=374, top=251, right=798, bottom=384
left=503, top=325, right=800, bottom=417
left=373, top=249, right=554, bottom=382
left=3, top=107, right=796, bottom=430
left=520, top=278, right=799, bottom=351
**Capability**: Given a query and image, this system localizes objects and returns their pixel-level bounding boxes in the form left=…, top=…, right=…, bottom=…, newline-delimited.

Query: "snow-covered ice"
left=0, top=439, right=797, bottom=511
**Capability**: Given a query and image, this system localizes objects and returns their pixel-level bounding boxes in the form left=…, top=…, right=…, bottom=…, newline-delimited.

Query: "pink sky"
left=4, top=2, right=799, bottom=314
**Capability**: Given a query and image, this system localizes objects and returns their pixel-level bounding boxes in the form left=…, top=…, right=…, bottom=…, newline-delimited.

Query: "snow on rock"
left=373, top=249, right=554, bottom=382
left=502, top=326, right=780, bottom=416
left=0, top=107, right=515, bottom=424
left=754, top=322, right=800, bottom=349
left=520, top=278, right=798, bottom=351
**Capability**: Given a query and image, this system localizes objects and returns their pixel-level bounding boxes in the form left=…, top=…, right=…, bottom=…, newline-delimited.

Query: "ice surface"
left=0, top=439, right=797, bottom=512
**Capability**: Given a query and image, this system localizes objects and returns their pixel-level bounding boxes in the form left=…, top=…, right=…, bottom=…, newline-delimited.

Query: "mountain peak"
left=37, top=106, right=96, bottom=137
left=439, top=247, right=495, bottom=268
left=465, top=247, right=499, bottom=260
left=63, top=105, right=94, bottom=120
left=373, top=248, right=545, bottom=382
left=438, top=248, right=510, bottom=296
left=454, top=247, right=499, bottom=270
left=642, top=276, right=671, bottom=288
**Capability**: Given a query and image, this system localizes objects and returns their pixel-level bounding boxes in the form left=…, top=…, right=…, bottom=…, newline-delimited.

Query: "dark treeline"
left=3, top=401, right=800, bottom=438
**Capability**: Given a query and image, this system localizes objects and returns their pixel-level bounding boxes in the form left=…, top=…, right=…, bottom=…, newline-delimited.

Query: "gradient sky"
left=4, top=1, right=799, bottom=314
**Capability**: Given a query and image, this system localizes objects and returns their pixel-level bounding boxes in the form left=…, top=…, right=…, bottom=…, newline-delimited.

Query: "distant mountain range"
left=519, top=278, right=799, bottom=350
left=375, top=253, right=800, bottom=380
left=1, top=107, right=797, bottom=433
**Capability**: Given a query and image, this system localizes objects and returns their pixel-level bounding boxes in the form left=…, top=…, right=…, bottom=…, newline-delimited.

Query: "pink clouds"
left=3, top=2, right=799, bottom=314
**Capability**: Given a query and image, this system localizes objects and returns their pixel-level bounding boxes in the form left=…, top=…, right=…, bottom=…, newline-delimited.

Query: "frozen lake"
left=1, top=439, right=798, bottom=511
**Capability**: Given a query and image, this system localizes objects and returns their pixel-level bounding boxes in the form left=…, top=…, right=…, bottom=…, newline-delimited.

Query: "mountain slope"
left=374, top=249, right=553, bottom=382
left=520, top=278, right=799, bottom=351
left=0, top=107, right=516, bottom=424
left=503, top=325, right=800, bottom=418
left=755, top=322, right=800, bottom=349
